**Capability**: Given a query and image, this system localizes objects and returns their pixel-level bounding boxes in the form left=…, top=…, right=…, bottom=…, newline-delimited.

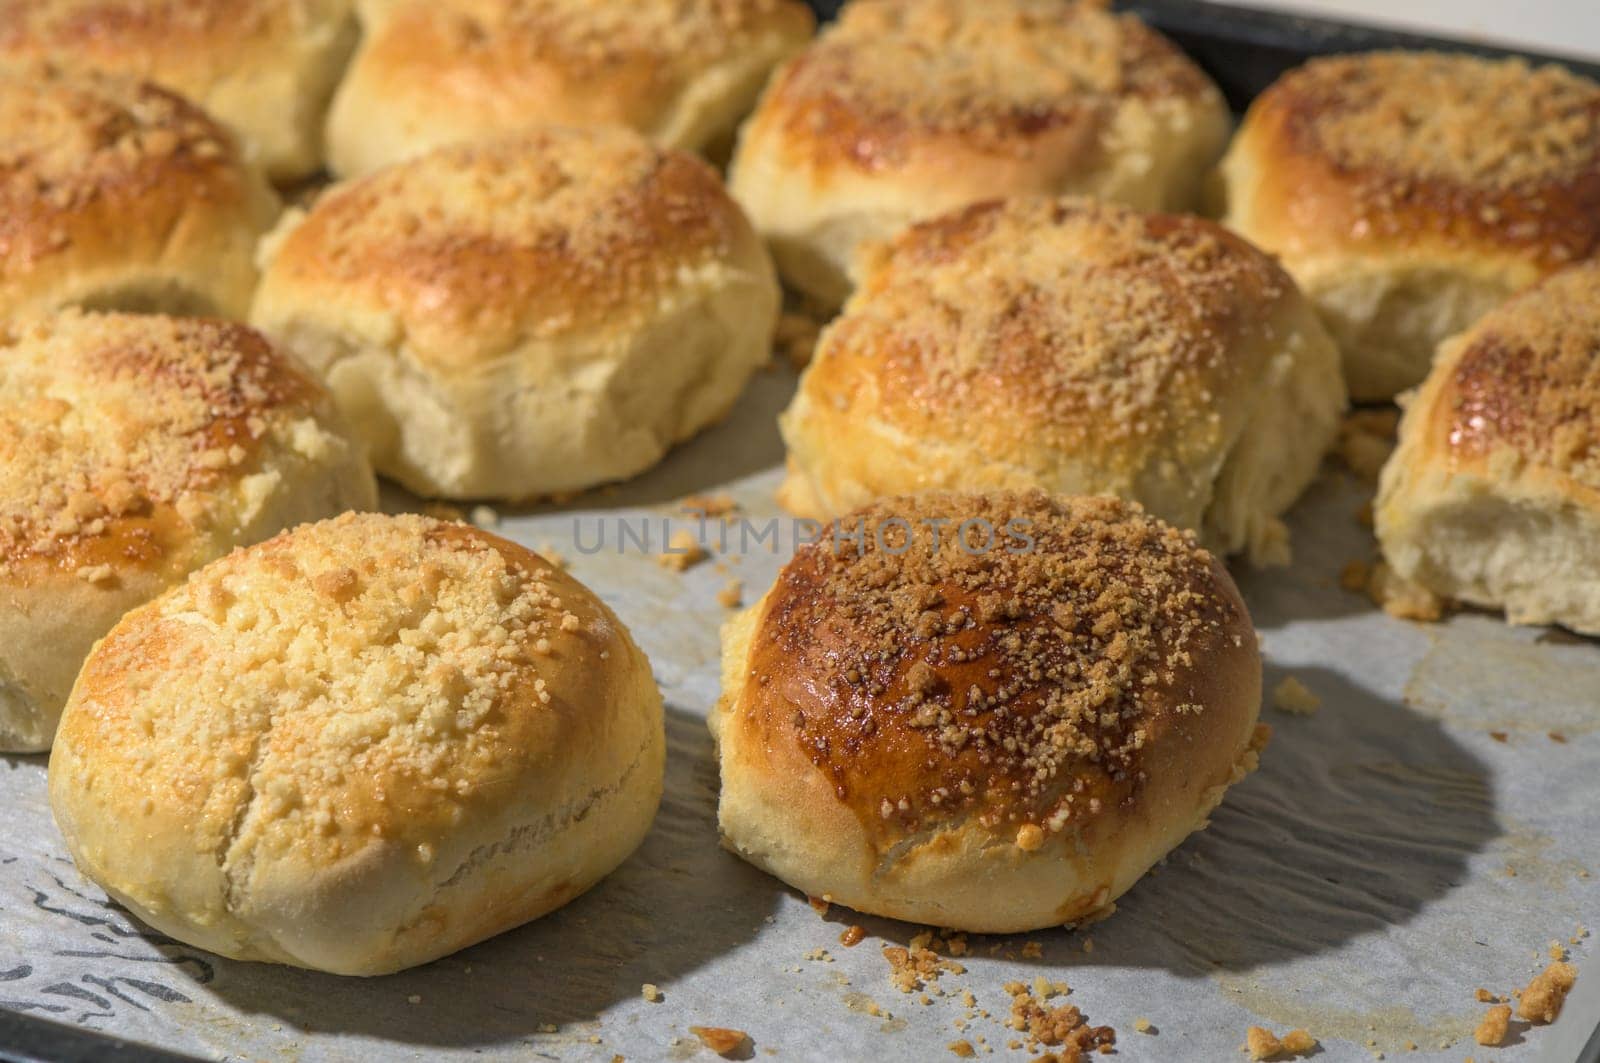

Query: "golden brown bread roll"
left=49, top=512, right=665, bottom=975
left=0, top=0, right=357, bottom=181
left=326, top=0, right=815, bottom=176
left=0, top=64, right=280, bottom=321
left=728, top=0, right=1231, bottom=308
left=1218, top=51, right=1600, bottom=400
left=0, top=311, right=376, bottom=753
left=778, top=197, right=1346, bottom=563
left=711, top=491, right=1263, bottom=932
left=251, top=127, right=779, bottom=500
left=1376, top=260, right=1600, bottom=633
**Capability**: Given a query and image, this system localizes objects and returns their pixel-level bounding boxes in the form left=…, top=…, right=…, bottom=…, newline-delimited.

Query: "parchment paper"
left=2, top=367, right=1595, bottom=1062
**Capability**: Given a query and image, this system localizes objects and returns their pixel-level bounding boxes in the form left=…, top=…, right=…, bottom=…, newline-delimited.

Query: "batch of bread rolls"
left=0, top=0, right=1595, bottom=1005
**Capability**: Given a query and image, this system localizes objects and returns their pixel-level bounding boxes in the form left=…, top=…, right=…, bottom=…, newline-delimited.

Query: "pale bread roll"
left=49, top=512, right=665, bottom=975
left=728, top=0, right=1231, bottom=308
left=778, top=197, right=1346, bottom=564
left=0, top=311, right=376, bottom=753
left=0, top=0, right=357, bottom=181
left=712, top=491, right=1263, bottom=933
left=326, top=0, right=814, bottom=176
left=252, top=127, right=780, bottom=500
left=1218, top=51, right=1600, bottom=400
left=1377, top=261, right=1600, bottom=633
left=0, top=64, right=280, bottom=321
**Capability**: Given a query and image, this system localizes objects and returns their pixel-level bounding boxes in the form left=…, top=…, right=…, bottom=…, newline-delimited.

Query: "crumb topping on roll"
left=746, top=491, right=1250, bottom=841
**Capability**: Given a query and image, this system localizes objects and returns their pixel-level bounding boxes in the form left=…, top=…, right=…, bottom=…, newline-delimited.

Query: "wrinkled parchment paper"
left=2, top=368, right=1595, bottom=1062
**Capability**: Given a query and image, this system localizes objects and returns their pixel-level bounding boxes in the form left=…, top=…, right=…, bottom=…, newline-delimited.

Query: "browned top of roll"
left=0, top=64, right=258, bottom=289
left=0, top=312, right=323, bottom=576
left=756, top=0, right=1217, bottom=170
left=804, top=196, right=1293, bottom=479
left=260, top=128, right=753, bottom=361
left=743, top=491, right=1255, bottom=840
left=1234, top=51, right=1600, bottom=267
left=1435, top=260, right=1600, bottom=490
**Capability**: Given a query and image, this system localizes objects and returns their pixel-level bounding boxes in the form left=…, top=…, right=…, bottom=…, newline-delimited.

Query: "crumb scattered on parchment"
left=1134, top=1018, right=1154, bottom=1034
left=775, top=311, right=823, bottom=370
left=469, top=504, right=499, bottom=528
left=1549, top=940, right=1568, bottom=961
left=1272, top=675, right=1321, bottom=715
left=536, top=542, right=569, bottom=569
left=1474, top=1003, right=1511, bottom=1046
left=1245, top=1026, right=1317, bottom=1060
left=1474, top=988, right=1499, bottom=1003
left=421, top=501, right=466, bottom=522
left=689, top=1026, right=750, bottom=1058
left=1338, top=556, right=1446, bottom=620
left=884, top=932, right=966, bottom=993
left=717, top=579, right=743, bottom=609
left=840, top=925, right=866, bottom=947
left=804, top=947, right=833, bottom=963
left=1517, top=961, right=1577, bottom=1023
left=680, top=493, right=741, bottom=518
left=640, top=983, right=661, bottom=1003
left=1004, top=980, right=1114, bottom=1056
left=1336, top=408, right=1399, bottom=481
left=807, top=895, right=830, bottom=917
left=656, top=529, right=708, bottom=571
left=947, top=1039, right=975, bottom=1058
left=1551, top=731, right=1569, bottom=743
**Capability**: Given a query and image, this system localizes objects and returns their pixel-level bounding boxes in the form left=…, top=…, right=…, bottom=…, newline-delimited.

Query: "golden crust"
left=778, top=196, right=1341, bottom=551
left=329, top=0, right=813, bottom=170
left=49, top=513, right=664, bottom=973
left=0, top=0, right=356, bottom=180
left=1223, top=51, right=1600, bottom=269
left=754, top=0, right=1217, bottom=171
left=0, top=64, right=279, bottom=319
left=259, top=128, right=759, bottom=366
left=713, top=491, right=1261, bottom=931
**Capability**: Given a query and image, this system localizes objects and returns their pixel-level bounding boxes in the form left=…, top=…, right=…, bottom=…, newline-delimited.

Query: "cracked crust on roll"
left=251, top=127, right=779, bottom=500
left=728, top=0, right=1230, bottom=307
left=711, top=491, right=1264, bottom=933
left=0, top=64, right=280, bottom=320
left=778, top=196, right=1345, bottom=562
left=1219, top=51, right=1600, bottom=399
left=0, top=311, right=375, bottom=752
left=1377, top=260, right=1600, bottom=633
left=327, top=0, right=814, bottom=175
left=0, top=0, right=357, bottom=180
left=48, top=513, right=664, bottom=975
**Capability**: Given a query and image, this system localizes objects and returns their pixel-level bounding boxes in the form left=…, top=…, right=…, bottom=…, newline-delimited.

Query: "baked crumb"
left=807, top=895, right=831, bottom=916
left=1549, top=940, right=1568, bottom=961
left=840, top=925, right=867, bottom=947
left=1517, top=961, right=1578, bottom=1023
left=1473, top=1004, right=1511, bottom=1046
left=689, top=1026, right=750, bottom=1058
left=656, top=529, right=708, bottom=571
left=1245, top=1026, right=1317, bottom=1060
left=883, top=941, right=965, bottom=993
left=1474, top=988, right=1499, bottom=1003
left=1134, top=1018, right=1153, bottom=1034
left=1003, top=981, right=1114, bottom=1055
left=947, top=1040, right=976, bottom=1058
left=641, top=983, right=662, bottom=1003
left=1016, top=823, right=1045, bottom=851
left=1336, top=408, right=1399, bottom=481
left=421, top=501, right=466, bottom=522
left=469, top=504, right=500, bottom=528
left=1366, top=561, right=1445, bottom=621
left=717, top=579, right=744, bottom=609
left=680, top=493, right=741, bottom=518
left=76, top=563, right=115, bottom=585
left=1271, top=676, right=1321, bottom=715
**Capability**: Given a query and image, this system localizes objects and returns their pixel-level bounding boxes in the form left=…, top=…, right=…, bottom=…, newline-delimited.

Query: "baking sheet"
left=1, top=363, right=1595, bottom=1062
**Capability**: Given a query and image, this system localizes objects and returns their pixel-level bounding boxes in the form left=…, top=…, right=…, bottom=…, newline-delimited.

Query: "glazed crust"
left=0, top=64, right=280, bottom=320
left=712, top=492, right=1263, bottom=932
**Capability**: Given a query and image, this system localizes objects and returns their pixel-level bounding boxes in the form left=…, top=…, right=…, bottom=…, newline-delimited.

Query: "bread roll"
left=0, top=312, right=376, bottom=753
left=728, top=0, right=1230, bottom=308
left=1376, top=260, right=1600, bottom=633
left=1218, top=51, right=1600, bottom=400
left=778, top=197, right=1346, bottom=563
left=326, top=0, right=814, bottom=176
left=711, top=491, right=1263, bottom=933
left=0, top=0, right=357, bottom=181
left=252, top=128, right=779, bottom=500
left=0, top=64, right=280, bottom=321
left=49, top=512, right=665, bottom=975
